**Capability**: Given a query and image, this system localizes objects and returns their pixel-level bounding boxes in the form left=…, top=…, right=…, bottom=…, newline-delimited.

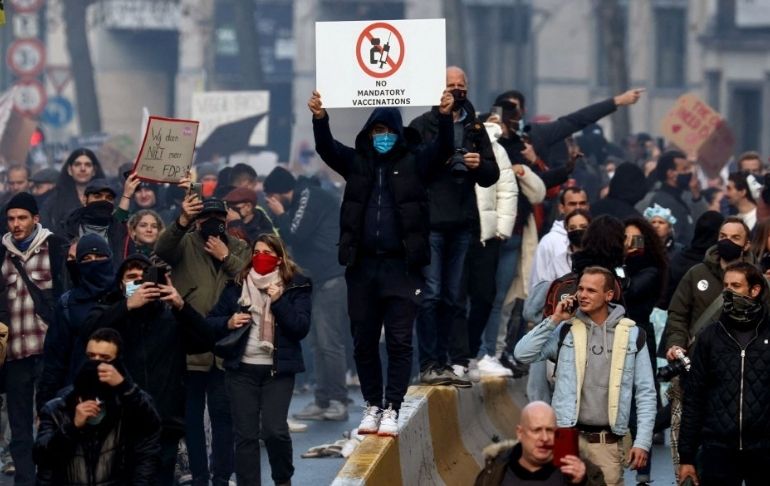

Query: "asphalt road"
left=0, top=383, right=677, bottom=485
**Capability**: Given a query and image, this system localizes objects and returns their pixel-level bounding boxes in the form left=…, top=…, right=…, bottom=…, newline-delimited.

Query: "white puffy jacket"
left=475, top=122, right=518, bottom=242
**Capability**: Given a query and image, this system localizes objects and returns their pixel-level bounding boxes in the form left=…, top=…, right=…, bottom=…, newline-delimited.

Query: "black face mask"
left=567, top=229, right=585, bottom=248
left=450, top=89, right=467, bottom=111
left=83, top=200, right=114, bottom=225
left=199, top=218, right=226, bottom=240
left=675, top=172, right=692, bottom=191
left=717, top=238, right=744, bottom=262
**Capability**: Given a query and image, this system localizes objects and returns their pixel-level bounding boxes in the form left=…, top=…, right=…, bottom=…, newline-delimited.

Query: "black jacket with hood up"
left=313, top=107, right=454, bottom=268
left=591, top=162, right=647, bottom=220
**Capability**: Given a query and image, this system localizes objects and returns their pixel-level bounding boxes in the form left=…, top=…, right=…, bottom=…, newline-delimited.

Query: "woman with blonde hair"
left=126, top=209, right=164, bottom=257
left=188, top=233, right=311, bottom=485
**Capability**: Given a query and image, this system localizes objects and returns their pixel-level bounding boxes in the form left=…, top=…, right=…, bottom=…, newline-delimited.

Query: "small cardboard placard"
left=660, top=93, right=735, bottom=178
left=132, top=116, right=199, bottom=183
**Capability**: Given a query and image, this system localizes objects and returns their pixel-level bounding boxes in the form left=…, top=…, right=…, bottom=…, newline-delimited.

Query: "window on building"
left=654, top=7, right=687, bottom=88
left=730, top=87, right=762, bottom=153
left=596, top=1, right=628, bottom=86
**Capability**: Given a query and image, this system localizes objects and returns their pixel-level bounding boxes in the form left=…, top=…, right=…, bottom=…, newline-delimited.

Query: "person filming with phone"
left=475, top=401, right=605, bottom=485
left=514, top=266, right=657, bottom=486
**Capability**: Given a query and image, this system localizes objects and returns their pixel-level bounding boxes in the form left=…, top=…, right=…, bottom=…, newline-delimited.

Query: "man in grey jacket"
left=514, top=266, right=656, bottom=486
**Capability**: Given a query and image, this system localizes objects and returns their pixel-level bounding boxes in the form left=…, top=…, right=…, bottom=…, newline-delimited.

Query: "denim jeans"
left=226, top=365, right=295, bottom=485
left=310, top=276, right=349, bottom=407
left=480, top=235, right=521, bottom=357
left=5, top=355, right=41, bottom=486
left=417, top=229, right=472, bottom=369
left=184, top=368, right=234, bottom=484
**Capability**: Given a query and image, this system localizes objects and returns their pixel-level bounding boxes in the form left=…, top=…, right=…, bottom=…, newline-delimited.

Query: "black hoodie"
left=591, top=162, right=648, bottom=220
left=313, top=107, right=454, bottom=267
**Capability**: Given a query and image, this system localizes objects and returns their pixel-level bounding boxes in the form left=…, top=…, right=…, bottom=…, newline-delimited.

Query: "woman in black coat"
left=186, top=233, right=311, bottom=486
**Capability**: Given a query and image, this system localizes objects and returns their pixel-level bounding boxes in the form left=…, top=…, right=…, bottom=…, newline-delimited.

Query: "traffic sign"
left=6, top=38, right=46, bottom=77
left=12, top=79, right=47, bottom=116
left=9, top=0, right=44, bottom=14
left=355, top=22, right=405, bottom=79
left=13, top=12, right=40, bottom=38
left=46, top=65, right=72, bottom=94
left=40, top=96, right=75, bottom=127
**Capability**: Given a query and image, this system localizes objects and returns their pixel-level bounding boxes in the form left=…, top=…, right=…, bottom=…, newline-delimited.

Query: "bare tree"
left=598, top=0, right=630, bottom=143
left=234, top=0, right=263, bottom=89
left=63, top=0, right=101, bottom=133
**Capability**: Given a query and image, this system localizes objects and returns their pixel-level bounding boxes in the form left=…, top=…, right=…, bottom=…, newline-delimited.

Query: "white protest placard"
left=132, top=116, right=199, bottom=183
left=191, top=91, right=269, bottom=147
left=315, top=18, right=446, bottom=108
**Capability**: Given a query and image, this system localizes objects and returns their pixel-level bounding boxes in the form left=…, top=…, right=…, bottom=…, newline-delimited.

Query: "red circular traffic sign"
left=355, top=22, right=405, bottom=79
left=6, top=38, right=46, bottom=77
left=13, top=79, right=47, bottom=116
left=9, top=0, right=44, bottom=13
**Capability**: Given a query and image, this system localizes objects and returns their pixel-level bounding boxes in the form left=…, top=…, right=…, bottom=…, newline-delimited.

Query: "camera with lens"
left=449, top=148, right=469, bottom=177
left=657, top=348, right=691, bottom=381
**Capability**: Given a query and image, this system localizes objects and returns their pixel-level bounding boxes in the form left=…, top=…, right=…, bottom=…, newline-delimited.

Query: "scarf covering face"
left=239, top=269, right=283, bottom=352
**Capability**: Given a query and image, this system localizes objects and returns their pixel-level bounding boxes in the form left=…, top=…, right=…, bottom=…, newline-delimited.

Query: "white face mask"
left=124, top=280, right=141, bottom=297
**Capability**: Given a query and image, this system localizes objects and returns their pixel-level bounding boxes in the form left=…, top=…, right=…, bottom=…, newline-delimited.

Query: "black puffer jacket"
left=679, top=316, right=770, bottom=464
left=33, top=382, right=161, bottom=485
left=313, top=108, right=454, bottom=268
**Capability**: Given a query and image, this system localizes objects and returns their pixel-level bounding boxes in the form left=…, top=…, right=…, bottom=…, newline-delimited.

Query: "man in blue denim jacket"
left=514, top=266, right=656, bottom=486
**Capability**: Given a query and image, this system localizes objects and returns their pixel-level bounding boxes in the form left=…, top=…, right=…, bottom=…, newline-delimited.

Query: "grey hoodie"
left=576, top=304, right=627, bottom=426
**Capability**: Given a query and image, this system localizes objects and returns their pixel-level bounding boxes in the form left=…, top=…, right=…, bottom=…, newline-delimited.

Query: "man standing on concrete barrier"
left=514, top=266, right=656, bottom=485
left=309, top=88, right=454, bottom=437
left=475, top=401, right=605, bottom=485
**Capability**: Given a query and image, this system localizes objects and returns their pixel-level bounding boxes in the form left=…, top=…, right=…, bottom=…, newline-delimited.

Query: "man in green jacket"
left=664, top=216, right=755, bottom=476
left=155, top=191, right=249, bottom=486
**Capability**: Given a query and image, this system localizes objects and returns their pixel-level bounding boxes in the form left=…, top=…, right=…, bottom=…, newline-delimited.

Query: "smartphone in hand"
left=552, top=427, right=579, bottom=467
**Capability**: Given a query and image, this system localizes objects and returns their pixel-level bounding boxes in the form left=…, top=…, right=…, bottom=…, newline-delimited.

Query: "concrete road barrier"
left=333, top=377, right=527, bottom=486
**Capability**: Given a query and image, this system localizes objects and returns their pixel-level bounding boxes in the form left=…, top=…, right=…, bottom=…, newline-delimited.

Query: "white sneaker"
left=477, top=355, right=513, bottom=377
left=377, top=405, right=399, bottom=437
left=451, top=364, right=480, bottom=383
left=357, top=403, right=382, bottom=434
left=287, top=419, right=308, bottom=433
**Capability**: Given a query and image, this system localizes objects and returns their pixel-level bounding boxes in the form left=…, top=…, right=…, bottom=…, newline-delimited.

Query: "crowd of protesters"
left=0, top=65, right=763, bottom=485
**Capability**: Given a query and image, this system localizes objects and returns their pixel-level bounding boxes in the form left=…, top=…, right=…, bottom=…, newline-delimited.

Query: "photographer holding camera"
left=664, top=216, right=756, bottom=474
left=82, top=254, right=209, bottom=485
left=410, top=66, right=499, bottom=386
left=678, top=262, right=770, bottom=486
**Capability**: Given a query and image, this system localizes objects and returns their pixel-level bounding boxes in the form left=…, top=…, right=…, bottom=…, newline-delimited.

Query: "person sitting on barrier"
left=474, top=401, right=604, bottom=485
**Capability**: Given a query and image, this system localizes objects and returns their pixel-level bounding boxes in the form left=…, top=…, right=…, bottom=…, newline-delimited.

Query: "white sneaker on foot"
left=477, top=355, right=513, bottom=377
left=357, top=403, right=382, bottom=434
left=451, top=364, right=480, bottom=384
left=377, top=405, right=399, bottom=437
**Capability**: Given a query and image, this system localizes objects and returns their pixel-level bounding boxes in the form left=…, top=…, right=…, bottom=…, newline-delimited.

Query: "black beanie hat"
left=263, top=167, right=296, bottom=194
left=5, top=192, right=39, bottom=216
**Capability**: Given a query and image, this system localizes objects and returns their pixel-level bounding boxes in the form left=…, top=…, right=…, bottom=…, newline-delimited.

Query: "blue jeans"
left=185, top=368, right=234, bottom=484
left=416, top=229, right=472, bottom=370
left=480, top=235, right=521, bottom=357
left=310, top=276, right=349, bottom=407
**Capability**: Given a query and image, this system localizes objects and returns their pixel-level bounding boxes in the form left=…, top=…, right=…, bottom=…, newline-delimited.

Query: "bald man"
left=475, top=401, right=605, bottom=485
left=410, top=66, right=499, bottom=386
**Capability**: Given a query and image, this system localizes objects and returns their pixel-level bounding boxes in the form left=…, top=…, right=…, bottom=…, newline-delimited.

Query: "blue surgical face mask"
left=373, top=132, right=397, bottom=154
left=124, top=280, right=141, bottom=298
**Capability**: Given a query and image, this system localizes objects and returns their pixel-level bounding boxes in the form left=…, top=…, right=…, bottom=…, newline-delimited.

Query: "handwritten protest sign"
left=315, top=19, right=446, bottom=108
left=132, top=116, right=199, bottom=183
left=660, top=93, right=735, bottom=178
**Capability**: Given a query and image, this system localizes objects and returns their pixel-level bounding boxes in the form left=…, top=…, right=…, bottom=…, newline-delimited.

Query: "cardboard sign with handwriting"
left=132, top=116, right=199, bottom=183
left=660, top=93, right=735, bottom=177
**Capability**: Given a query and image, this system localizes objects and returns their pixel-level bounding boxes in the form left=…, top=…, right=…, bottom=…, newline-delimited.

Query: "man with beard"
left=0, top=193, right=68, bottom=486
left=62, top=179, right=127, bottom=269
left=155, top=194, right=250, bottom=486
left=37, top=234, right=116, bottom=409
left=34, top=328, right=162, bottom=485
left=679, top=262, right=770, bottom=486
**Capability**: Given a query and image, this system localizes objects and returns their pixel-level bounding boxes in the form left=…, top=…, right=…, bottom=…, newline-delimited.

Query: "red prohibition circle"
left=9, top=0, right=45, bottom=14
left=12, top=78, right=47, bottom=116
left=6, top=38, right=46, bottom=77
left=355, top=22, right=405, bottom=79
